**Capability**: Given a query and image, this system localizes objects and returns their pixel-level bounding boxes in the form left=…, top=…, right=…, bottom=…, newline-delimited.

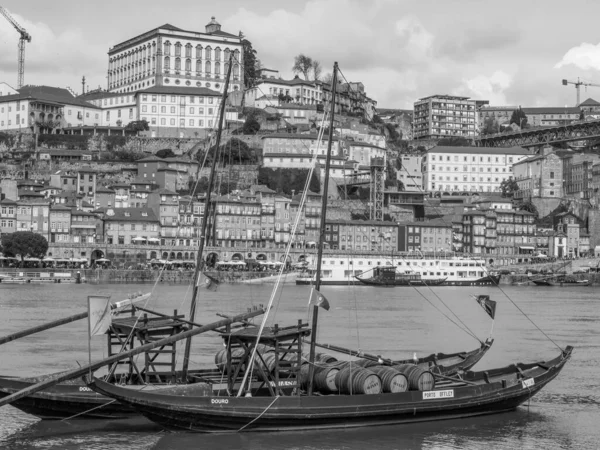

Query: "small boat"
left=531, top=276, right=591, bottom=287
left=356, top=267, right=446, bottom=287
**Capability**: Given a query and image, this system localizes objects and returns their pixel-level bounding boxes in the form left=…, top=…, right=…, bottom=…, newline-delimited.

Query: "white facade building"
left=398, top=155, right=424, bottom=192
left=107, top=18, right=243, bottom=95
left=422, top=146, right=531, bottom=193
left=346, top=142, right=386, bottom=166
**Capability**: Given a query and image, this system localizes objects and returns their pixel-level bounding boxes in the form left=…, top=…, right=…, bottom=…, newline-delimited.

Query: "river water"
left=0, top=281, right=598, bottom=449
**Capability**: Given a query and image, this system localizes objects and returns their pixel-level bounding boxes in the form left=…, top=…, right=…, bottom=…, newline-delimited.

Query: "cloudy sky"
left=1, top=0, right=600, bottom=109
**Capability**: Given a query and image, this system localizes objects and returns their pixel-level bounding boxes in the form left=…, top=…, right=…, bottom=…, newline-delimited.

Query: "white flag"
left=88, top=296, right=111, bottom=336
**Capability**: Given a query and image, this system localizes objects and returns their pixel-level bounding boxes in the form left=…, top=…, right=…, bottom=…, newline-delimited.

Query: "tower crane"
left=562, top=78, right=600, bottom=106
left=0, top=7, right=32, bottom=89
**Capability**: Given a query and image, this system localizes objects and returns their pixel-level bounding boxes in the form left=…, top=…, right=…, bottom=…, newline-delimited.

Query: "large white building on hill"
left=107, top=18, right=243, bottom=95
left=422, top=146, right=531, bottom=193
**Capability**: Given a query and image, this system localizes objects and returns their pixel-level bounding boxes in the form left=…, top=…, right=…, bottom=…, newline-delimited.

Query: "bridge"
left=476, top=118, right=600, bottom=148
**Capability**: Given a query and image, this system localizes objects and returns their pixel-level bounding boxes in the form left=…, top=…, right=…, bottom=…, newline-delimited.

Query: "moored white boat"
left=296, top=255, right=500, bottom=286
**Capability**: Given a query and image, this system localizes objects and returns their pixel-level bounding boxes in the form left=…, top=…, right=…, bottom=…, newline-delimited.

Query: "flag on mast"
left=88, top=296, right=112, bottom=336
left=309, top=288, right=330, bottom=311
left=198, top=271, right=219, bottom=292
left=475, top=295, right=497, bottom=320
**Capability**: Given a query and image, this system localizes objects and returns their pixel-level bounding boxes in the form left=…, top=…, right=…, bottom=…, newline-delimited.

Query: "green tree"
left=1, top=232, right=49, bottom=266
left=278, top=93, right=294, bottom=103
left=437, top=137, right=471, bottom=146
left=519, top=200, right=539, bottom=219
left=125, top=120, right=150, bottom=135
left=509, top=108, right=528, bottom=128
left=499, top=177, right=519, bottom=198
left=292, top=54, right=313, bottom=80
left=257, top=168, right=320, bottom=195
left=156, top=148, right=176, bottom=158
left=242, top=114, right=261, bottom=134
left=481, top=117, right=500, bottom=135
left=312, top=60, right=322, bottom=81
left=242, top=39, right=259, bottom=89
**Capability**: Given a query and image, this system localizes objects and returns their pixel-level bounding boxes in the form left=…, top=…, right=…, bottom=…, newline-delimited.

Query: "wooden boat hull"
left=88, top=347, right=572, bottom=432
left=357, top=277, right=447, bottom=287
left=0, top=377, right=136, bottom=419
left=531, top=279, right=590, bottom=287
left=0, top=341, right=492, bottom=420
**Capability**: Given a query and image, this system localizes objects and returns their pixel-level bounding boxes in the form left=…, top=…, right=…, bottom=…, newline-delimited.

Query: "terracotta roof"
left=137, top=156, right=165, bottom=163
left=95, top=186, right=115, bottom=193
left=347, top=141, right=386, bottom=150
left=521, top=107, right=580, bottom=115
left=50, top=204, right=72, bottom=211
left=428, top=146, right=531, bottom=155
left=102, top=208, right=159, bottom=222
left=261, top=133, right=339, bottom=141
left=579, top=98, right=600, bottom=107
left=250, top=185, right=276, bottom=194
left=0, top=85, right=99, bottom=109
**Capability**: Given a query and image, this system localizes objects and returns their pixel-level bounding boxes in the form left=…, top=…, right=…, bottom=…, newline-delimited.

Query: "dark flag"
left=476, top=295, right=497, bottom=320
left=309, top=289, right=330, bottom=311
left=198, top=272, right=219, bottom=292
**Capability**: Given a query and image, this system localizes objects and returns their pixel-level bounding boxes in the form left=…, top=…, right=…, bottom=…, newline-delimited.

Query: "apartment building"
left=513, top=148, right=563, bottom=200
left=212, top=196, right=262, bottom=247
left=0, top=199, right=17, bottom=235
left=324, top=220, right=397, bottom=252
left=413, top=95, right=478, bottom=140
left=562, top=153, right=600, bottom=200
left=397, top=221, right=452, bottom=252
left=103, top=208, right=160, bottom=245
left=49, top=205, right=72, bottom=243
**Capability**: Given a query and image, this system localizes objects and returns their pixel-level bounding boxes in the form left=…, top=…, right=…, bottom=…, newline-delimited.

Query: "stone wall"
left=588, top=209, right=600, bottom=249
left=532, top=197, right=563, bottom=219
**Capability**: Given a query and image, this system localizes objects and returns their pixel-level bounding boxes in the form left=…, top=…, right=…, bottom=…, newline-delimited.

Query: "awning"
left=147, top=237, right=161, bottom=242
left=519, top=246, right=535, bottom=250
left=132, top=237, right=146, bottom=241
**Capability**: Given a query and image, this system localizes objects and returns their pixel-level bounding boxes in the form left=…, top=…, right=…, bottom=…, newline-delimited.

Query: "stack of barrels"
left=298, top=353, right=436, bottom=395
left=214, top=344, right=278, bottom=374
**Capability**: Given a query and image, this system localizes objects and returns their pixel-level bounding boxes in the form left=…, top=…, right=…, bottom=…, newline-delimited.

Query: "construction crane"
left=562, top=78, right=600, bottom=106
left=0, top=6, right=32, bottom=89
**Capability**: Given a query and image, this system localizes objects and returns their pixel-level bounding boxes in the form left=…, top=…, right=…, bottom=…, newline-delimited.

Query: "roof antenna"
left=82, top=76, right=86, bottom=95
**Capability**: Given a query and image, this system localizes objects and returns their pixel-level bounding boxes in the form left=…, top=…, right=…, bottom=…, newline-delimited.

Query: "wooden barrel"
left=393, top=364, right=435, bottom=391
left=214, top=347, right=245, bottom=372
left=368, top=366, right=408, bottom=393
left=257, top=352, right=277, bottom=374
left=298, top=363, right=340, bottom=393
left=335, top=367, right=382, bottom=395
left=315, top=353, right=338, bottom=364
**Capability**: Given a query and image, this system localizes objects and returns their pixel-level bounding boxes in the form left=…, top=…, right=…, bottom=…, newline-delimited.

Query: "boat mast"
left=182, top=55, right=234, bottom=377
left=307, top=62, right=338, bottom=396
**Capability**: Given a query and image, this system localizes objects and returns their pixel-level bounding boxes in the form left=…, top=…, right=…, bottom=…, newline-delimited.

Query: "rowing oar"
left=0, top=307, right=266, bottom=409
left=0, top=293, right=151, bottom=347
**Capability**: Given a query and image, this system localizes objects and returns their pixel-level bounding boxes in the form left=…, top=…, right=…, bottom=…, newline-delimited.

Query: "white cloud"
left=224, top=0, right=441, bottom=107
left=555, top=42, right=600, bottom=71
left=0, top=12, right=105, bottom=90
left=454, top=71, right=512, bottom=104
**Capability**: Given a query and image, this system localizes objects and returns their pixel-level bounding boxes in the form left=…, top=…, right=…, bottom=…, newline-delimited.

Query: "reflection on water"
left=0, top=283, right=597, bottom=449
